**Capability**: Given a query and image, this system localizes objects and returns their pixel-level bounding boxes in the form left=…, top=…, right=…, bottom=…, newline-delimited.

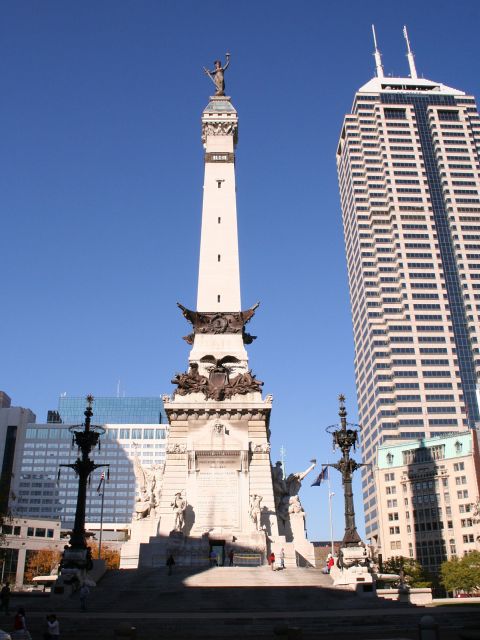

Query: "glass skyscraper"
left=12, top=396, right=167, bottom=529
left=54, top=396, right=166, bottom=425
left=337, top=35, right=480, bottom=546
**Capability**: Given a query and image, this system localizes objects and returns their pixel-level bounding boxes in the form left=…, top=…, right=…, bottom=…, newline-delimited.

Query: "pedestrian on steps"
left=209, top=550, right=217, bottom=567
left=79, top=584, right=90, bottom=611
left=268, top=552, right=275, bottom=570
left=0, top=582, right=11, bottom=616
left=327, top=555, right=335, bottom=573
left=12, top=607, right=31, bottom=640
left=44, top=613, right=60, bottom=640
left=279, top=548, right=285, bottom=570
left=166, top=554, right=175, bottom=576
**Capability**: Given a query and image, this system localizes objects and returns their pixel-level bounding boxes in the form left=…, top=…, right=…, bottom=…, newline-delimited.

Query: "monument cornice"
left=163, top=405, right=271, bottom=423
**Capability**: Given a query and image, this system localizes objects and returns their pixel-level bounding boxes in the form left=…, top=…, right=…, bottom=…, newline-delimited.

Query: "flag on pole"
left=311, top=466, right=329, bottom=487
left=97, top=471, right=105, bottom=494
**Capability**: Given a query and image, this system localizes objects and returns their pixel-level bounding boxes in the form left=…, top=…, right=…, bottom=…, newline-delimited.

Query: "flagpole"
left=98, top=477, right=105, bottom=560
left=327, top=468, right=334, bottom=556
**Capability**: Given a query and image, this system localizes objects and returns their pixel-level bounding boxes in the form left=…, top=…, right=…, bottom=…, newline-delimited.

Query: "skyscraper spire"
left=403, top=25, right=418, bottom=79
left=371, top=25, right=384, bottom=79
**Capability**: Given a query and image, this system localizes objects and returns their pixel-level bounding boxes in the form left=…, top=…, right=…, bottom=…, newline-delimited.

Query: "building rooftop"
left=357, top=75, right=464, bottom=97
left=378, top=430, right=473, bottom=468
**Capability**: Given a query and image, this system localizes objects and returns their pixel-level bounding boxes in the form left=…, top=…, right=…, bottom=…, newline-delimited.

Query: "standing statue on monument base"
left=204, top=53, right=230, bottom=96
left=171, top=492, right=187, bottom=532
left=249, top=494, right=263, bottom=531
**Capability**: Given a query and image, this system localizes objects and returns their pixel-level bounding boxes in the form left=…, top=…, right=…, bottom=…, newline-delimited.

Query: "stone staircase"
left=52, top=566, right=342, bottom=614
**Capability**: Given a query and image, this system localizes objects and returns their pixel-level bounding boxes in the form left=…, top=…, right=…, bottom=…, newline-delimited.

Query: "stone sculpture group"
left=132, top=446, right=164, bottom=520
left=172, top=361, right=263, bottom=401
left=271, top=460, right=316, bottom=522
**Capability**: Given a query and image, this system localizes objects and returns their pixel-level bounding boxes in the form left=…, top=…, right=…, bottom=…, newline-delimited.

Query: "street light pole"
left=97, top=474, right=106, bottom=560
left=325, top=395, right=366, bottom=548
left=327, top=471, right=335, bottom=556
left=58, top=395, right=109, bottom=584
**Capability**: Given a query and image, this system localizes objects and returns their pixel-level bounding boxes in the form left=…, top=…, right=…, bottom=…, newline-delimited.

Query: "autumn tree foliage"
left=87, top=541, right=120, bottom=570
left=24, top=548, right=61, bottom=583
left=382, top=556, right=433, bottom=588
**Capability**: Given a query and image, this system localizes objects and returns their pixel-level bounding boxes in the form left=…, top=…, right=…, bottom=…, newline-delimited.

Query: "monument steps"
left=73, top=566, right=352, bottom=614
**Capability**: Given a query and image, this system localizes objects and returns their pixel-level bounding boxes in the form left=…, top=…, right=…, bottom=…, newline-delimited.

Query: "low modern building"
left=7, top=396, right=168, bottom=532
left=375, top=429, right=480, bottom=573
left=0, top=516, right=62, bottom=589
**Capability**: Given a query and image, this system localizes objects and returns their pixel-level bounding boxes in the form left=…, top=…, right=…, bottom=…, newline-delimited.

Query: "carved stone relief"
left=172, top=357, right=263, bottom=401
left=177, top=302, right=258, bottom=345
left=166, top=443, right=187, bottom=454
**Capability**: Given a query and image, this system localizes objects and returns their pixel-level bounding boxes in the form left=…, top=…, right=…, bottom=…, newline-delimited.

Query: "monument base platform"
left=138, top=530, right=268, bottom=568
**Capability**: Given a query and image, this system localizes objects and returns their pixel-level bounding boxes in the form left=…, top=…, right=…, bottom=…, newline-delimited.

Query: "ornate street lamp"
left=325, top=395, right=366, bottom=547
left=58, top=395, right=109, bottom=584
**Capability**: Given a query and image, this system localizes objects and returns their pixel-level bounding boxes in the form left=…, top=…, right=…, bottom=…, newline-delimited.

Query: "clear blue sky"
left=2, top=0, right=480, bottom=541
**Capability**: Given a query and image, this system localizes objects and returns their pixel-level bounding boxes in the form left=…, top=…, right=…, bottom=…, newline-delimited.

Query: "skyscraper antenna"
left=403, top=25, right=418, bottom=79
left=371, top=25, right=384, bottom=78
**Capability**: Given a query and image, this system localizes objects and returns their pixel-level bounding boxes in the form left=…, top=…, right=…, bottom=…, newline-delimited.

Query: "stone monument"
left=133, top=56, right=315, bottom=568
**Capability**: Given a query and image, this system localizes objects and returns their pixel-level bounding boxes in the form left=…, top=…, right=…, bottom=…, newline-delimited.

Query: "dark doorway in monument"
left=210, top=540, right=225, bottom=566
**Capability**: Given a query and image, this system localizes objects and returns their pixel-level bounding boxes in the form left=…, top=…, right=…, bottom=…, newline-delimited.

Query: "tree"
left=382, top=556, right=432, bottom=588
left=24, top=548, right=62, bottom=584
left=441, top=551, right=480, bottom=595
left=87, top=541, right=120, bottom=570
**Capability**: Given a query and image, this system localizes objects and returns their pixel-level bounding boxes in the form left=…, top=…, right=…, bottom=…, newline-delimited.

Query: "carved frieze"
left=167, top=407, right=270, bottom=422
left=166, top=443, right=187, bottom=454
left=201, top=121, right=238, bottom=145
left=250, top=442, right=271, bottom=454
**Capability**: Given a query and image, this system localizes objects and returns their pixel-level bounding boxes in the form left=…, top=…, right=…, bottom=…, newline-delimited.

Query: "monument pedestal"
left=288, top=512, right=316, bottom=567
left=135, top=392, right=276, bottom=568
left=329, top=545, right=374, bottom=591
left=119, top=516, right=160, bottom=569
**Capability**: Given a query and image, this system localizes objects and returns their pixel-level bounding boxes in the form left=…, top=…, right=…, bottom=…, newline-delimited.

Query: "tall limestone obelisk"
left=137, top=57, right=315, bottom=567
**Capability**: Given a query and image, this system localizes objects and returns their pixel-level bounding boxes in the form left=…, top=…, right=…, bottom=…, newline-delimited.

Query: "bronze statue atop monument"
left=204, top=53, right=230, bottom=96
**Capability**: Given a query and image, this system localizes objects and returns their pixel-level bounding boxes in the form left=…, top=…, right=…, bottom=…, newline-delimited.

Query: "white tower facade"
left=197, top=98, right=241, bottom=312
left=188, top=97, right=248, bottom=365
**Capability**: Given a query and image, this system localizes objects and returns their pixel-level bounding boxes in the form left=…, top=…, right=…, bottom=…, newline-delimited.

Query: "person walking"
left=279, top=548, right=285, bottom=570
left=0, top=582, right=11, bottom=616
left=268, top=552, right=275, bottom=571
left=45, top=614, right=60, bottom=640
left=79, top=584, right=90, bottom=611
left=209, top=550, right=217, bottom=567
left=13, top=607, right=31, bottom=640
left=228, top=549, right=234, bottom=567
left=166, top=554, right=175, bottom=576
left=327, top=555, right=335, bottom=573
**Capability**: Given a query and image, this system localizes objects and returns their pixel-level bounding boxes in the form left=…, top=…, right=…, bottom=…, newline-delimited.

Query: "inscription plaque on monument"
left=196, top=456, right=240, bottom=529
